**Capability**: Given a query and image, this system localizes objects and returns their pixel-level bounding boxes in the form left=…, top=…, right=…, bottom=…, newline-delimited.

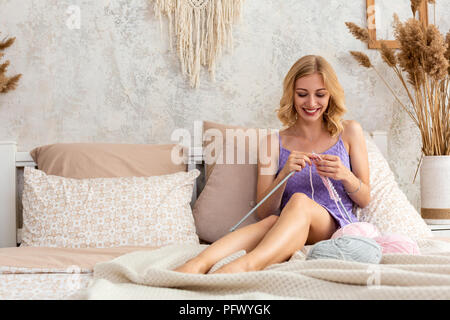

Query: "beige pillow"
left=194, top=121, right=275, bottom=243
left=202, top=120, right=263, bottom=182
left=355, top=133, right=432, bottom=239
left=21, top=167, right=200, bottom=248
left=30, top=143, right=187, bottom=179
left=194, top=121, right=432, bottom=243
left=193, top=163, right=261, bottom=243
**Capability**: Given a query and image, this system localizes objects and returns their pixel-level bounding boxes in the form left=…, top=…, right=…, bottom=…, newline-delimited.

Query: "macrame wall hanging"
left=150, top=0, right=245, bottom=88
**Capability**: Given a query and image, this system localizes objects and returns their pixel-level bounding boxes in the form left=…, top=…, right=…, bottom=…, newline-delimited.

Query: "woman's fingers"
left=290, top=153, right=312, bottom=166
left=316, top=159, right=335, bottom=167
left=317, top=166, right=336, bottom=173
left=320, top=154, right=339, bottom=161
left=290, top=160, right=305, bottom=169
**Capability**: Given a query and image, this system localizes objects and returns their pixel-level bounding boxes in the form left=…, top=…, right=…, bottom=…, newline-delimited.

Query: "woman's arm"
left=255, top=132, right=287, bottom=220
left=341, top=120, right=371, bottom=208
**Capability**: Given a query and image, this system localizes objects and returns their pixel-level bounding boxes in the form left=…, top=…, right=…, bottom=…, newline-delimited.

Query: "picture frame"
left=366, top=0, right=429, bottom=49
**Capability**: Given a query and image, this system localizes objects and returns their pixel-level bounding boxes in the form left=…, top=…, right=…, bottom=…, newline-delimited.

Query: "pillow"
left=30, top=143, right=187, bottom=179
left=193, top=121, right=274, bottom=243
left=193, top=121, right=432, bottom=243
left=202, top=120, right=260, bottom=182
left=193, top=163, right=260, bottom=242
left=355, top=133, right=432, bottom=239
left=21, top=167, right=200, bottom=248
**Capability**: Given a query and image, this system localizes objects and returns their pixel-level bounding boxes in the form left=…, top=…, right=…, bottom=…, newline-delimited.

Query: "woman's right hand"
left=279, top=151, right=313, bottom=179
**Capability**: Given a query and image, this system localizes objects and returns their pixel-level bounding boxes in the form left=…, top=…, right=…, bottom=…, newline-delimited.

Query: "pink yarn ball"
left=331, top=222, right=381, bottom=239
left=373, top=234, right=420, bottom=255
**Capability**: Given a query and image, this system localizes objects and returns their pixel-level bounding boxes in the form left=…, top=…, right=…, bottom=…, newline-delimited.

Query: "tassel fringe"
left=151, top=0, right=244, bottom=88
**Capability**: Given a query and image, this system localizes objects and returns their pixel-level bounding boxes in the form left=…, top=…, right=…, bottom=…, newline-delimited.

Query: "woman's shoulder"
left=341, top=120, right=365, bottom=153
left=278, top=127, right=289, bottom=137
left=342, top=119, right=363, bottom=131
left=341, top=120, right=364, bottom=138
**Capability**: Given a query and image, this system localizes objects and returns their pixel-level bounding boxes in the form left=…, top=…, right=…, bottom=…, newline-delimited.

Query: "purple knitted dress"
left=276, top=132, right=358, bottom=228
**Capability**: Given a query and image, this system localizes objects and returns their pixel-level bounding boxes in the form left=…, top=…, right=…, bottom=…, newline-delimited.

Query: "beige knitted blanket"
left=77, top=238, right=450, bottom=300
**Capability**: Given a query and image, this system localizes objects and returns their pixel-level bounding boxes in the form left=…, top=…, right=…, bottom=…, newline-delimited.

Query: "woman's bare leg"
left=173, top=215, right=279, bottom=274
left=212, top=193, right=337, bottom=274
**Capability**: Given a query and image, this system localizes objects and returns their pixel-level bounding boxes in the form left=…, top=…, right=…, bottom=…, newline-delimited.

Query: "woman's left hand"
left=312, top=154, right=351, bottom=181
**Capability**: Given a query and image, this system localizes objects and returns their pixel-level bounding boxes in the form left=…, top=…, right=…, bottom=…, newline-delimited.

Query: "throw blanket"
left=77, top=238, right=450, bottom=300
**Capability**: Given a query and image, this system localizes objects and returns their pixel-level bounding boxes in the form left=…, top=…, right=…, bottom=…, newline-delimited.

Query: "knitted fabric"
left=77, top=239, right=450, bottom=300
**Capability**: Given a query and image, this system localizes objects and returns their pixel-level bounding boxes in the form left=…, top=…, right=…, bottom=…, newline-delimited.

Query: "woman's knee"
left=290, top=192, right=310, bottom=203
left=259, top=214, right=278, bottom=228
left=289, top=193, right=313, bottom=209
left=285, top=193, right=312, bottom=218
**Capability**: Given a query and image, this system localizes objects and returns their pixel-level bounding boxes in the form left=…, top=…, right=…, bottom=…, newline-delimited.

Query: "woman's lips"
left=302, top=107, right=321, bottom=116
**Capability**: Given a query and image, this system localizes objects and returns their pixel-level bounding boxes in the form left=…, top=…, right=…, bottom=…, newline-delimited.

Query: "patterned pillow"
left=355, top=133, right=432, bottom=239
left=21, top=167, right=200, bottom=248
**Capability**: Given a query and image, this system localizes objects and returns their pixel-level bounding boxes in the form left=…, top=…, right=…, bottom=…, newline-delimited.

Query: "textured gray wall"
left=0, top=0, right=448, bottom=211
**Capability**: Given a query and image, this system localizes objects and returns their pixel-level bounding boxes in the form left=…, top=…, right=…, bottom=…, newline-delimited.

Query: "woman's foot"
left=210, top=255, right=257, bottom=274
left=173, top=257, right=210, bottom=274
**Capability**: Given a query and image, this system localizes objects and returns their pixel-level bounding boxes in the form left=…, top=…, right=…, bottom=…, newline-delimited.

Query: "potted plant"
left=345, top=0, right=449, bottom=224
left=0, top=32, right=21, bottom=95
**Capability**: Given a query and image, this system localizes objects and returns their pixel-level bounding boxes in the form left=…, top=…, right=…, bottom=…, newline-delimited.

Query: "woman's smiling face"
left=294, top=72, right=330, bottom=122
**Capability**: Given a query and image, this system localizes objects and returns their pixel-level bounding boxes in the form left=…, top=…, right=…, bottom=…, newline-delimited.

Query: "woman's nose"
left=307, top=96, right=316, bottom=107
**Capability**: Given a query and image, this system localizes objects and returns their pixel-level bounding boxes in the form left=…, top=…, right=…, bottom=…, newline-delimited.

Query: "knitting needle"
left=312, top=151, right=353, bottom=224
left=229, top=170, right=295, bottom=232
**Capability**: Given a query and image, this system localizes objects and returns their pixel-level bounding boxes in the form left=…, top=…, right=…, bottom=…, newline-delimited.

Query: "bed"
left=1, top=120, right=450, bottom=300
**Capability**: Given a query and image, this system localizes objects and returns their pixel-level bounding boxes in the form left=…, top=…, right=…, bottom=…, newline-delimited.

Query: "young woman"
left=174, top=55, right=370, bottom=274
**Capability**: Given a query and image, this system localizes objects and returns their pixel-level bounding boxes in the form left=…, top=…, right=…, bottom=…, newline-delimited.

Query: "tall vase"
left=420, top=156, right=450, bottom=224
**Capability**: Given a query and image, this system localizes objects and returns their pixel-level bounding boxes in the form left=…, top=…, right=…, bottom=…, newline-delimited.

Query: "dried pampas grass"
left=346, top=0, right=449, bottom=157
left=345, top=22, right=370, bottom=44
left=410, top=0, right=423, bottom=17
left=349, top=51, right=372, bottom=68
left=0, top=36, right=15, bottom=50
left=380, top=41, right=397, bottom=67
left=0, top=32, right=21, bottom=95
left=445, top=32, right=450, bottom=74
left=0, top=73, right=21, bottom=93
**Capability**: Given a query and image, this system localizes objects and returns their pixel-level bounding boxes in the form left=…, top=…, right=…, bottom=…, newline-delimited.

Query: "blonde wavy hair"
left=277, top=55, right=347, bottom=137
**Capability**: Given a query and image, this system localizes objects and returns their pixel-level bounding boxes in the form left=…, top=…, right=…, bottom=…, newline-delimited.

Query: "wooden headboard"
left=0, top=124, right=388, bottom=248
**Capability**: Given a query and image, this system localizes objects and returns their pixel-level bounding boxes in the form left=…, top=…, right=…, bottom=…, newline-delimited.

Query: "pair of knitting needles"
left=229, top=151, right=353, bottom=232
left=310, top=152, right=353, bottom=224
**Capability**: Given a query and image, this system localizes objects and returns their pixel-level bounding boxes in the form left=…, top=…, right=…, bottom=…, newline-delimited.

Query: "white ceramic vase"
left=420, top=155, right=450, bottom=224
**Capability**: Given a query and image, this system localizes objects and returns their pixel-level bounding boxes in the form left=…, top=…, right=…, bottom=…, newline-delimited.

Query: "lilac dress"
left=276, top=132, right=358, bottom=228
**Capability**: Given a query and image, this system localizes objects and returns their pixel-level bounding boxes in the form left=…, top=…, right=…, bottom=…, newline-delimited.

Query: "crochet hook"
left=229, top=170, right=295, bottom=232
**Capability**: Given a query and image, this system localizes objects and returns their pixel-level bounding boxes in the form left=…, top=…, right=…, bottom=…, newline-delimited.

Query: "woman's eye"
left=297, top=94, right=325, bottom=98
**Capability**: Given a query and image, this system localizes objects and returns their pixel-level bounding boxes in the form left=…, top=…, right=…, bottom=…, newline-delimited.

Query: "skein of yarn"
left=306, top=235, right=383, bottom=264
left=331, top=222, right=381, bottom=239
left=329, top=222, right=420, bottom=255
left=374, top=233, right=420, bottom=255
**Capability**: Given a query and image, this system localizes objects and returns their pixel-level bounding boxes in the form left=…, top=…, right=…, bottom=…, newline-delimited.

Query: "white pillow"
left=21, top=167, right=200, bottom=248
left=356, top=133, right=432, bottom=239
